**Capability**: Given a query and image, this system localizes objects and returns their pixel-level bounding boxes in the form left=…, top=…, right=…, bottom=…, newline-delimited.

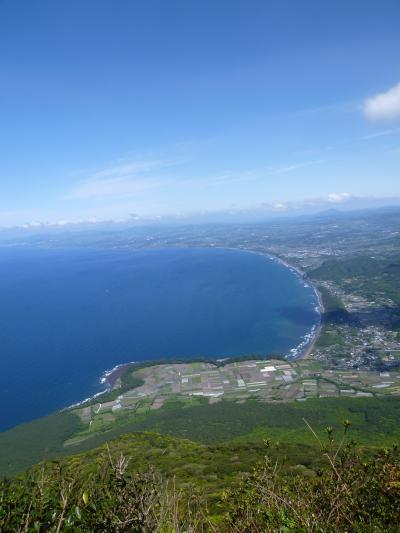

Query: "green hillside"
left=311, top=254, right=400, bottom=307
left=2, top=395, right=400, bottom=477
left=2, top=375, right=400, bottom=530
left=1, top=427, right=399, bottom=531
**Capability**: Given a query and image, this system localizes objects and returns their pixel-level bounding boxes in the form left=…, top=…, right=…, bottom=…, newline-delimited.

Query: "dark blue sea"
left=0, top=247, right=319, bottom=431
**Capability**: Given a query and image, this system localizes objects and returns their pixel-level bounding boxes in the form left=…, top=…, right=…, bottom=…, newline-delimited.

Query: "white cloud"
left=363, top=82, right=400, bottom=121
left=271, top=202, right=289, bottom=211
left=326, top=192, right=352, bottom=204
left=259, top=193, right=354, bottom=213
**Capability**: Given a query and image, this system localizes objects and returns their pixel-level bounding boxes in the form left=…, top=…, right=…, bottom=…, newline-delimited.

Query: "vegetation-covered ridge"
left=2, top=393, right=400, bottom=478
left=308, top=253, right=400, bottom=370
left=1, top=423, right=399, bottom=531
left=2, top=355, right=400, bottom=478
left=69, top=352, right=400, bottom=444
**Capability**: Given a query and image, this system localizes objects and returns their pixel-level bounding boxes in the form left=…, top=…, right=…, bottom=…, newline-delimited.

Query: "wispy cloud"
left=202, top=160, right=323, bottom=186
left=293, top=100, right=358, bottom=118
left=363, top=82, right=400, bottom=121
left=362, top=129, right=398, bottom=140
left=69, top=176, right=166, bottom=199
left=387, top=146, right=400, bottom=155
left=270, top=160, right=323, bottom=175
left=68, top=157, right=182, bottom=199
left=90, top=161, right=162, bottom=180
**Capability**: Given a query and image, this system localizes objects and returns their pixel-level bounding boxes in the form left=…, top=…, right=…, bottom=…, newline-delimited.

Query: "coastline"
left=227, top=246, right=324, bottom=360
left=267, top=254, right=324, bottom=360
left=65, top=361, right=137, bottom=409
left=100, top=361, right=137, bottom=389
left=267, top=253, right=324, bottom=360
left=68, top=246, right=324, bottom=409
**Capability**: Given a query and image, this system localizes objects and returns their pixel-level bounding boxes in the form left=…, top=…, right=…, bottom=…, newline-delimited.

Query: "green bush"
left=1, top=424, right=399, bottom=531
left=223, top=423, right=400, bottom=532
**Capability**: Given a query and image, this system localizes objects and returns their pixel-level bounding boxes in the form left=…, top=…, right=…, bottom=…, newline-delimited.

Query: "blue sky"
left=1, top=0, right=400, bottom=226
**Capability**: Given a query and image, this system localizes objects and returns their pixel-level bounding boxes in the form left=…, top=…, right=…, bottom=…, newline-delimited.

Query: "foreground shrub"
left=222, top=421, right=400, bottom=532
left=0, top=423, right=399, bottom=531
left=0, top=449, right=210, bottom=532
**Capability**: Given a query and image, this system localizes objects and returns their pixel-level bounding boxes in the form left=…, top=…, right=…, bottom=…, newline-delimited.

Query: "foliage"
left=0, top=454, right=210, bottom=532
left=316, top=286, right=350, bottom=326
left=94, top=373, right=145, bottom=404
left=3, top=396, right=400, bottom=477
left=311, top=254, right=400, bottom=307
left=223, top=423, right=400, bottom=532
left=0, top=425, right=399, bottom=531
left=0, top=412, right=83, bottom=478
left=80, top=396, right=400, bottom=447
left=311, top=256, right=391, bottom=281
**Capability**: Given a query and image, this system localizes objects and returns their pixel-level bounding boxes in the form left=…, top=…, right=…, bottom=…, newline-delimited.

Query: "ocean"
left=0, top=246, right=319, bottom=431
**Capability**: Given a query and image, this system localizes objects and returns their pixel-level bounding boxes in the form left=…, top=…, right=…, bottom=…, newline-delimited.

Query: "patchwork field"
left=73, top=359, right=400, bottom=440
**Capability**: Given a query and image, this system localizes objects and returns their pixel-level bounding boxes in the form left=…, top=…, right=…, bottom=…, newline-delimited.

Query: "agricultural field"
left=72, top=358, right=400, bottom=440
